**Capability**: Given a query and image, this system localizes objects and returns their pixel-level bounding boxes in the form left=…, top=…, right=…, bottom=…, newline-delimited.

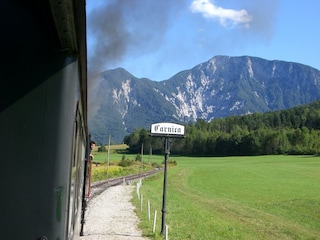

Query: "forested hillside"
left=124, top=100, right=320, bottom=156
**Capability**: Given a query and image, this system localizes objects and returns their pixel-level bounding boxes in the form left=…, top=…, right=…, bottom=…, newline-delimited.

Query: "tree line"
left=123, top=100, right=320, bottom=156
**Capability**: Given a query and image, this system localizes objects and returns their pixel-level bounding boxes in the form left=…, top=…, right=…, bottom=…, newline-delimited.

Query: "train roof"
left=1, top=0, right=88, bottom=126
left=50, top=0, right=88, bottom=125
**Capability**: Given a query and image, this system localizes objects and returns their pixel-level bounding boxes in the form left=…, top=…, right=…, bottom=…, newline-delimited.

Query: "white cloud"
left=190, top=0, right=252, bottom=28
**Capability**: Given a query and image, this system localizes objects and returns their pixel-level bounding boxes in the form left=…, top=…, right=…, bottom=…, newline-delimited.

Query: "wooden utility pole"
left=106, top=135, right=110, bottom=176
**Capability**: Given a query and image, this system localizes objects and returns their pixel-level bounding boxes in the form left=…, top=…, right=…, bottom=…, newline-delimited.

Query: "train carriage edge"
left=0, top=1, right=89, bottom=239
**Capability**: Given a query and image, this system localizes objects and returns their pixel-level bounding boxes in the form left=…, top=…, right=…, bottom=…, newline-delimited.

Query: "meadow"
left=89, top=144, right=164, bottom=181
left=132, top=155, right=320, bottom=240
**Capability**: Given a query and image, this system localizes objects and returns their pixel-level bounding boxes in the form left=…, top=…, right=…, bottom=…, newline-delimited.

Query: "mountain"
left=88, top=55, right=320, bottom=144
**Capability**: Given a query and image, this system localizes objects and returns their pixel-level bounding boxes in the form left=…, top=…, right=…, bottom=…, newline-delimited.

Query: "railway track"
left=88, top=169, right=163, bottom=200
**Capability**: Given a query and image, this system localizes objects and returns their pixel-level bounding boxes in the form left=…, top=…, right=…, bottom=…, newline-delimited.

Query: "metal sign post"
left=150, top=122, right=185, bottom=235
left=161, top=136, right=170, bottom=235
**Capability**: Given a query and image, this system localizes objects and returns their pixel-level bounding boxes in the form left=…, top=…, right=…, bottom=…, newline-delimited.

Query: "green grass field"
left=133, top=155, right=320, bottom=240
left=92, top=150, right=164, bottom=164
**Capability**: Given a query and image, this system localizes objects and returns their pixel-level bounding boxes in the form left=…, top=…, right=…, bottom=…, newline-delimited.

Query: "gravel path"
left=80, top=185, right=149, bottom=240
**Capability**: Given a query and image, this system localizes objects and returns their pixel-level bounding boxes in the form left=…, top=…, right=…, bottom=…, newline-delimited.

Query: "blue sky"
left=87, top=0, right=320, bottom=81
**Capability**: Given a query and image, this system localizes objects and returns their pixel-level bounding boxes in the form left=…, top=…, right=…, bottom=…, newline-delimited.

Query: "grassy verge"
left=133, top=155, right=320, bottom=239
left=90, top=145, right=165, bottom=182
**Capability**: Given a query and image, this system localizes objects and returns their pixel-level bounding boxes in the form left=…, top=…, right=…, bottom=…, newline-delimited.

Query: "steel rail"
left=88, top=169, right=163, bottom=200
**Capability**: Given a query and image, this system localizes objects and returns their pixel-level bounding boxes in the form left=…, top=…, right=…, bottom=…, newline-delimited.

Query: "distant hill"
left=88, top=55, right=320, bottom=144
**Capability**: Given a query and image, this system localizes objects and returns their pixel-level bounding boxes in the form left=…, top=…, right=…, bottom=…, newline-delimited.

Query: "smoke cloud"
left=86, top=0, right=185, bottom=120
left=87, top=0, right=185, bottom=78
left=248, top=0, right=279, bottom=40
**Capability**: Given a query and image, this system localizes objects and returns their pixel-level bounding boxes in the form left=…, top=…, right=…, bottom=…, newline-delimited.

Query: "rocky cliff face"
left=88, top=55, right=320, bottom=144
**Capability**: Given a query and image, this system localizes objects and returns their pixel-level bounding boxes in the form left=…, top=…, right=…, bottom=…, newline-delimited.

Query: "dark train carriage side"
left=0, top=1, right=88, bottom=239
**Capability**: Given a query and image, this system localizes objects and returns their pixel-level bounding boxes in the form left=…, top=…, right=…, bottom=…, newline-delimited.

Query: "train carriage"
left=0, top=0, right=89, bottom=239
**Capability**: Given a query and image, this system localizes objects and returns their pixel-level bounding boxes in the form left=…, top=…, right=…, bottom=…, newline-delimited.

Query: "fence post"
left=140, top=195, right=143, bottom=212
left=165, top=225, right=169, bottom=240
left=148, top=200, right=151, bottom=221
left=136, top=180, right=141, bottom=199
left=153, top=210, right=157, bottom=233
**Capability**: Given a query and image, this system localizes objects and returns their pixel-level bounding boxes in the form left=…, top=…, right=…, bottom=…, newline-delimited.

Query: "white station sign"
left=150, top=122, right=185, bottom=137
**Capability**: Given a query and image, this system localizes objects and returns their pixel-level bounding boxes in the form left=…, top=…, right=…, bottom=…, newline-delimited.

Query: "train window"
left=67, top=103, right=86, bottom=238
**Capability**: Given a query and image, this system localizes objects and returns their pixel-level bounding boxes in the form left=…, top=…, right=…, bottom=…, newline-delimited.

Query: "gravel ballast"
left=80, top=184, right=149, bottom=240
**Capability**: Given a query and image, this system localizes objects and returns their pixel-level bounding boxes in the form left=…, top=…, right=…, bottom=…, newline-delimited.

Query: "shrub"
left=135, top=154, right=142, bottom=161
left=162, top=160, right=177, bottom=166
left=119, top=159, right=134, bottom=167
left=98, top=145, right=107, bottom=152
